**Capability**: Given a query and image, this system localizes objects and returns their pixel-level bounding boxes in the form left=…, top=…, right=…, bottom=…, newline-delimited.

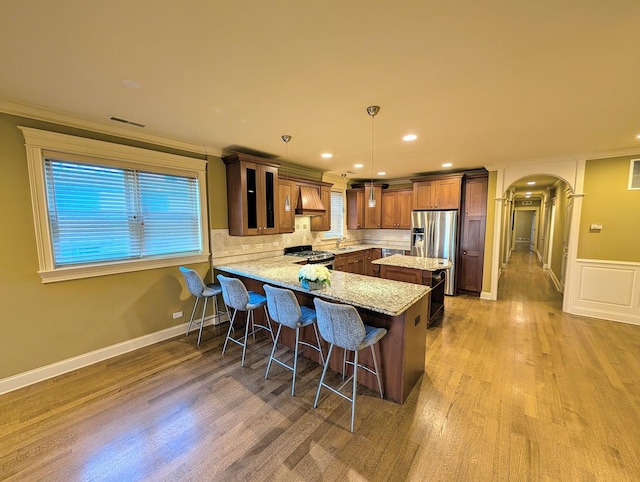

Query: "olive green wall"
left=0, top=113, right=211, bottom=379
left=207, top=154, right=228, bottom=229
left=550, top=182, right=569, bottom=282
left=578, top=156, right=640, bottom=262
left=482, top=171, right=497, bottom=293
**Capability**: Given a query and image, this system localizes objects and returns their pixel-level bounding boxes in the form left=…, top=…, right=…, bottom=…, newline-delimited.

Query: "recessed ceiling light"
left=354, top=163, right=364, bottom=168
left=526, top=192, right=532, bottom=195
left=442, top=163, right=453, bottom=168
left=121, top=79, right=142, bottom=89
left=403, top=134, right=417, bottom=142
left=377, top=171, right=386, bottom=176
left=527, top=181, right=536, bottom=185
left=321, top=153, right=333, bottom=159
left=636, top=134, right=640, bottom=139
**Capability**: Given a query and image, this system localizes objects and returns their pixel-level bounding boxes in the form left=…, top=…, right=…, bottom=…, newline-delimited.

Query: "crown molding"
left=0, top=96, right=216, bottom=156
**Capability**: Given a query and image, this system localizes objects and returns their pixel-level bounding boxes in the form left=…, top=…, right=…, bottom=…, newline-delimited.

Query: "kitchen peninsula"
left=373, top=254, right=451, bottom=325
left=214, top=256, right=430, bottom=403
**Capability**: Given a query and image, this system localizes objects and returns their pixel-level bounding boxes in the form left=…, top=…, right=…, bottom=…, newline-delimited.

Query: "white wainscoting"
left=568, top=259, right=640, bottom=326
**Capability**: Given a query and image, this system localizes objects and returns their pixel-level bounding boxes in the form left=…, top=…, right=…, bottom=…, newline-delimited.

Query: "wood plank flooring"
left=1, top=246, right=639, bottom=481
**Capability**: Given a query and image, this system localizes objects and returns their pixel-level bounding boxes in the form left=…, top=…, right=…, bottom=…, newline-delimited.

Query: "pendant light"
left=367, top=105, right=380, bottom=208
left=282, top=135, right=292, bottom=211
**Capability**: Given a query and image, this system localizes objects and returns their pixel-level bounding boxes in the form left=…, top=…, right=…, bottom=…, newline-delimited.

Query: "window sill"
left=38, top=253, right=210, bottom=283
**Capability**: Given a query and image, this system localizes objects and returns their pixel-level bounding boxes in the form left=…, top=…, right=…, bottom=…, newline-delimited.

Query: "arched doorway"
left=486, top=156, right=586, bottom=313
left=499, top=174, right=573, bottom=297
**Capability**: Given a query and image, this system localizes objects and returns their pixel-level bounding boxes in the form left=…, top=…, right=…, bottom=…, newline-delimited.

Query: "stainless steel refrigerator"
left=411, top=210, right=458, bottom=295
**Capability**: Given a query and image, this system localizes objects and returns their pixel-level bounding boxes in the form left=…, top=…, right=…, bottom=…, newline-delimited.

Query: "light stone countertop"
left=214, top=255, right=430, bottom=317
left=372, top=254, right=452, bottom=271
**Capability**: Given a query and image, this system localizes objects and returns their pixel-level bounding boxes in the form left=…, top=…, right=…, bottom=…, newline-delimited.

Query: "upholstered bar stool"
left=263, top=284, right=325, bottom=396
left=217, top=274, right=274, bottom=367
left=179, top=267, right=224, bottom=345
left=312, top=297, right=387, bottom=433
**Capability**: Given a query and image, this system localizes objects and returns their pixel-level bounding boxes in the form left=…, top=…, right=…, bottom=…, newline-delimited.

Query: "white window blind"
left=629, top=159, right=640, bottom=190
left=324, top=191, right=344, bottom=238
left=44, top=158, right=202, bottom=267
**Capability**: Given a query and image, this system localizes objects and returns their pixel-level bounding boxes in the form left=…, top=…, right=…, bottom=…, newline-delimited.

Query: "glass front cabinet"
left=223, top=153, right=280, bottom=236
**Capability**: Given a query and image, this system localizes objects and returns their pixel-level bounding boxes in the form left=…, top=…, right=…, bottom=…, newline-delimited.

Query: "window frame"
left=628, top=158, right=640, bottom=190
left=322, top=189, right=345, bottom=239
left=20, top=127, right=210, bottom=283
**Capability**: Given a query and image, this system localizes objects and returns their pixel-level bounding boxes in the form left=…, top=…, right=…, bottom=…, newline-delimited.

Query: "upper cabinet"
left=310, top=183, right=332, bottom=231
left=381, top=188, right=413, bottom=229
left=346, top=188, right=364, bottom=229
left=412, top=175, right=463, bottom=210
left=278, top=178, right=298, bottom=233
left=223, top=153, right=279, bottom=236
left=364, top=184, right=383, bottom=228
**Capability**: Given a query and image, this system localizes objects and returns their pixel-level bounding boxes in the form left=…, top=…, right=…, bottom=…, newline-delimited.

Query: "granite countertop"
left=372, top=254, right=452, bottom=271
left=214, top=256, right=430, bottom=317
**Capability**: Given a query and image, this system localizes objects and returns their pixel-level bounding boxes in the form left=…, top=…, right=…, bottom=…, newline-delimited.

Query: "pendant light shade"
left=282, top=135, right=292, bottom=211
left=367, top=105, right=380, bottom=208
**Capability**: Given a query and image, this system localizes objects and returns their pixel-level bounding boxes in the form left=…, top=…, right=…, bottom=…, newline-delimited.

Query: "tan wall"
left=578, top=156, right=640, bottom=262
left=482, top=170, right=497, bottom=293
left=0, top=113, right=211, bottom=379
left=207, top=154, right=228, bottom=229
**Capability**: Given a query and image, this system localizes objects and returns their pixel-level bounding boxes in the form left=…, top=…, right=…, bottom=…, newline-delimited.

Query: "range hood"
left=295, top=186, right=326, bottom=216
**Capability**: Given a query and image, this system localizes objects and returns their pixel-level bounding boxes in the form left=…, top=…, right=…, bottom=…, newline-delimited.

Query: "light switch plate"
left=590, top=223, right=603, bottom=230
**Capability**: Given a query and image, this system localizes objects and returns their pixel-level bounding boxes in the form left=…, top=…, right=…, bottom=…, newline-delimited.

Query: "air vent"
left=630, top=159, right=640, bottom=190
left=109, top=116, right=146, bottom=128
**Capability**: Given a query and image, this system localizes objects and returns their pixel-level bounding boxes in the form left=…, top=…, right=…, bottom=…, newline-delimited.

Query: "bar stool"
left=312, top=297, right=387, bottom=432
left=217, top=274, right=274, bottom=367
left=263, top=284, right=325, bottom=396
left=179, top=266, right=224, bottom=345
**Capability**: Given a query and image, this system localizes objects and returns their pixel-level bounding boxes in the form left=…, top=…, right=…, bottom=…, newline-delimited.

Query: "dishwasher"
left=381, top=248, right=405, bottom=257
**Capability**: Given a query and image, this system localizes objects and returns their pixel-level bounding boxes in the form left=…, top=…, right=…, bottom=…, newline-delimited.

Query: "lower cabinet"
left=378, top=264, right=445, bottom=327
left=333, top=250, right=367, bottom=274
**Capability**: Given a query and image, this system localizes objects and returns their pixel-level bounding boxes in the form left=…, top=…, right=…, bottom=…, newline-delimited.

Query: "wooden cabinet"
left=381, top=189, right=413, bottom=228
left=278, top=179, right=297, bottom=233
left=458, top=172, right=488, bottom=294
left=334, top=249, right=367, bottom=274
left=378, top=264, right=445, bottom=327
left=365, top=248, right=382, bottom=276
left=412, top=175, right=462, bottom=210
left=310, top=184, right=332, bottom=231
left=364, top=185, right=383, bottom=228
left=223, top=153, right=279, bottom=236
left=346, top=188, right=364, bottom=229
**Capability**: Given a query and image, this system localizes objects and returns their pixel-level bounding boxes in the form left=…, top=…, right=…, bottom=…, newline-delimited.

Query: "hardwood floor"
left=2, top=247, right=640, bottom=480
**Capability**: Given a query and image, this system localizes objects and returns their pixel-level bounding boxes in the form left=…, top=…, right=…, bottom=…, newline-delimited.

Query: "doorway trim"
left=485, top=155, right=586, bottom=314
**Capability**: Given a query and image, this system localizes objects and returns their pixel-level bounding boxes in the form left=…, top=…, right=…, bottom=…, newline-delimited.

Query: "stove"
left=284, top=245, right=335, bottom=264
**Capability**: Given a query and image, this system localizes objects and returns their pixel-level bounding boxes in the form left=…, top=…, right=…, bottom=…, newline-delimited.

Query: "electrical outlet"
left=257, top=244, right=262, bottom=248
left=273, top=241, right=279, bottom=246
left=172, top=311, right=183, bottom=319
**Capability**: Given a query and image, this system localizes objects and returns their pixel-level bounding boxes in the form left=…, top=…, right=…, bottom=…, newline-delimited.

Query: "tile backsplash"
left=211, top=217, right=410, bottom=266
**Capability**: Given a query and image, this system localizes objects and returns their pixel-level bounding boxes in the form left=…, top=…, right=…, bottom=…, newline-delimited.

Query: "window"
left=323, top=190, right=344, bottom=239
left=629, top=159, right=640, bottom=190
left=21, top=127, right=209, bottom=283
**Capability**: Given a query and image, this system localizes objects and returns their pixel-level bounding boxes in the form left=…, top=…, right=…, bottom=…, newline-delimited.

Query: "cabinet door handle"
left=463, top=251, right=467, bottom=255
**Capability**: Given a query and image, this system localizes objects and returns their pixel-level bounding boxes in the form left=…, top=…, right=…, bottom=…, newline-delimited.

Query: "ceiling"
left=2, top=1, right=640, bottom=187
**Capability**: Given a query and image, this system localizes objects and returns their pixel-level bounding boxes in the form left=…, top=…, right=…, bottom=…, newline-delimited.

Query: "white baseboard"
left=480, top=291, right=493, bottom=300
left=548, top=268, right=563, bottom=293
left=0, top=313, right=226, bottom=396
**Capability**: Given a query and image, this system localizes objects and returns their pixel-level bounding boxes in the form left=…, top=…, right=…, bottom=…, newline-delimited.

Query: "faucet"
left=335, top=236, right=347, bottom=249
